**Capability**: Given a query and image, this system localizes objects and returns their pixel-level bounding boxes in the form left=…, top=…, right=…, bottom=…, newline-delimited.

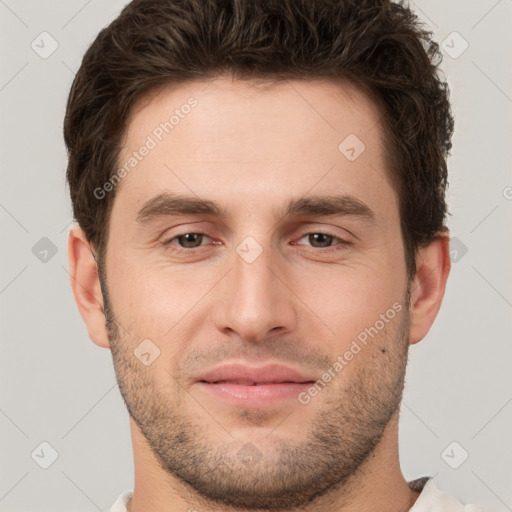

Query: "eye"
left=162, top=232, right=213, bottom=253
left=293, top=232, right=350, bottom=251
left=161, top=230, right=350, bottom=256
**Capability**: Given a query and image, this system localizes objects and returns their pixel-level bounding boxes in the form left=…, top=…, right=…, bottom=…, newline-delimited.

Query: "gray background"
left=1, top=1, right=511, bottom=511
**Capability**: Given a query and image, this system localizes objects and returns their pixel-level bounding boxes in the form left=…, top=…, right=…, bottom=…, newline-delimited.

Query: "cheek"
left=108, top=253, right=219, bottom=336
left=292, top=262, right=404, bottom=337
left=107, top=230, right=406, bottom=346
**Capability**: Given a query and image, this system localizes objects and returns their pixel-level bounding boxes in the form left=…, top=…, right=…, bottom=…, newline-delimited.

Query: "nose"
left=213, top=241, right=298, bottom=343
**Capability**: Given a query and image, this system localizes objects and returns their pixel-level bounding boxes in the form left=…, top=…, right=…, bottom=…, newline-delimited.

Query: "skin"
left=68, top=76, right=450, bottom=512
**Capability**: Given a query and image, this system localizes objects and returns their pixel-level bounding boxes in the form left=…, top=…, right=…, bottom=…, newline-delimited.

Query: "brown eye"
left=162, top=232, right=213, bottom=254
left=295, top=232, right=346, bottom=250
left=175, top=233, right=205, bottom=248
left=305, top=233, right=335, bottom=248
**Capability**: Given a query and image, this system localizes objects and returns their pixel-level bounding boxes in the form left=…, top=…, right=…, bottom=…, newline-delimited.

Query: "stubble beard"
left=100, top=268, right=411, bottom=510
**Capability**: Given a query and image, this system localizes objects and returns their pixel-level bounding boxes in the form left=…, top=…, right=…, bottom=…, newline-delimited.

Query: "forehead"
left=114, top=76, right=395, bottom=220
left=125, top=76, right=385, bottom=150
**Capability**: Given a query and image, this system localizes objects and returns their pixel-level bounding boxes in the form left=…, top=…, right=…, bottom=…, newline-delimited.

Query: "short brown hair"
left=64, top=0, right=454, bottom=278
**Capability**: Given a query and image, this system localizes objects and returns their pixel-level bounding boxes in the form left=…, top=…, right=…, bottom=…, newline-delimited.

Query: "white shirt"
left=109, top=478, right=485, bottom=512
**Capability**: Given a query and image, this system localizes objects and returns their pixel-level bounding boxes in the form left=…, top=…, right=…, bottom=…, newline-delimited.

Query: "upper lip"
left=196, top=363, right=316, bottom=384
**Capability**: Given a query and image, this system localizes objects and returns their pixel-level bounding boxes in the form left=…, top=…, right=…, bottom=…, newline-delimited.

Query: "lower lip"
left=195, top=381, right=314, bottom=407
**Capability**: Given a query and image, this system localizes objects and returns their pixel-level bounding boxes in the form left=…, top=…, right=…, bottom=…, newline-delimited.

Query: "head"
left=66, top=0, right=452, bottom=509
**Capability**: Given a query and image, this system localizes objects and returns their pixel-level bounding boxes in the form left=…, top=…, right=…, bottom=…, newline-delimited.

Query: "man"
left=64, top=0, right=484, bottom=511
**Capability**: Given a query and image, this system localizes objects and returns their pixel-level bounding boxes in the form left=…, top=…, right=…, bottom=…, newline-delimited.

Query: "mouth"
left=194, top=364, right=316, bottom=406
left=201, top=380, right=308, bottom=385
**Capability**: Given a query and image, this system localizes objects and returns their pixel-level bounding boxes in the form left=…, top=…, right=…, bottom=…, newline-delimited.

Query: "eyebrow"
left=135, top=192, right=375, bottom=224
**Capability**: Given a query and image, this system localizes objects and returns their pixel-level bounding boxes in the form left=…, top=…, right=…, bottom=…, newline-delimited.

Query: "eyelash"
left=161, top=230, right=350, bottom=255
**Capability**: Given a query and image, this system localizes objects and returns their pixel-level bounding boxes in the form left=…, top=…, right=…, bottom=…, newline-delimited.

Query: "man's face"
left=102, top=77, right=411, bottom=508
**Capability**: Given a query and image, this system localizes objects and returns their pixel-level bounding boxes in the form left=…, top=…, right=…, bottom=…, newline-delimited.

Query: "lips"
left=213, top=381, right=284, bottom=386
left=194, top=363, right=316, bottom=406
left=196, top=363, right=315, bottom=385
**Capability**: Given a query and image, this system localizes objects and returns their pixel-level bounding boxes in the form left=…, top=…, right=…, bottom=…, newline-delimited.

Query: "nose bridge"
left=214, top=237, right=296, bottom=341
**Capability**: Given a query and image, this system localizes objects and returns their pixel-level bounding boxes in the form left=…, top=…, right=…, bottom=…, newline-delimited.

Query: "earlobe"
left=409, top=233, right=451, bottom=345
left=67, top=225, right=111, bottom=349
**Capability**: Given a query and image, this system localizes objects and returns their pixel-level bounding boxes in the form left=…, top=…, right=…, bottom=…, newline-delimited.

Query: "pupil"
left=310, top=233, right=332, bottom=248
left=180, top=233, right=201, bottom=248
left=177, top=233, right=332, bottom=249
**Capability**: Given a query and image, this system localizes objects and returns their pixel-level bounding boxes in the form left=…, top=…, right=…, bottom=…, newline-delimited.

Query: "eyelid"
left=293, top=230, right=351, bottom=250
left=162, top=228, right=351, bottom=256
left=162, top=232, right=213, bottom=250
left=294, top=224, right=353, bottom=243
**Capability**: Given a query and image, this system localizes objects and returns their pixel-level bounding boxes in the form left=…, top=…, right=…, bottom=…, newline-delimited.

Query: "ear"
left=409, top=233, right=451, bottom=345
left=67, top=224, right=111, bottom=349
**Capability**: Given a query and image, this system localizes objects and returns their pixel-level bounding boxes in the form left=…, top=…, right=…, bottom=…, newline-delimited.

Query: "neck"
left=126, top=413, right=420, bottom=512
